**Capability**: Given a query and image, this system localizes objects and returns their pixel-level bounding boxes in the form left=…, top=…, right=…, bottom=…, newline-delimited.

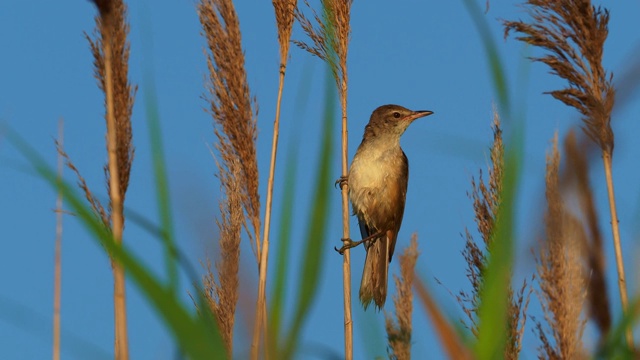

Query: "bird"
left=336, top=104, right=433, bottom=310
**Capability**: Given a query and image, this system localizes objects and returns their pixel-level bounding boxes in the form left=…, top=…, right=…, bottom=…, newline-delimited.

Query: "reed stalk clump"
left=504, top=0, right=631, bottom=347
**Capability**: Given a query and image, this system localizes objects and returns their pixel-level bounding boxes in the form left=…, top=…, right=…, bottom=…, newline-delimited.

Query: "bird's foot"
left=334, top=237, right=366, bottom=254
left=334, top=231, right=384, bottom=255
left=334, top=176, right=348, bottom=190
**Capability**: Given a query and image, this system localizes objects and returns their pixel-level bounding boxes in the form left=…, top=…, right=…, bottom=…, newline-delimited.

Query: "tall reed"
left=254, top=0, right=298, bottom=356
left=295, top=1, right=354, bottom=356
left=85, top=1, right=136, bottom=358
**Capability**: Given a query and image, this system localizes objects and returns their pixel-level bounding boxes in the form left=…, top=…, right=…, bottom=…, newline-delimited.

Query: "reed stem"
left=602, top=150, right=633, bottom=350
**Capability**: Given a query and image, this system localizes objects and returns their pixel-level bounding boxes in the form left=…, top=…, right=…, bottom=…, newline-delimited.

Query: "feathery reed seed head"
left=198, top=0, right=261, bottom=259
left=504, top=1, right=615, bottom=153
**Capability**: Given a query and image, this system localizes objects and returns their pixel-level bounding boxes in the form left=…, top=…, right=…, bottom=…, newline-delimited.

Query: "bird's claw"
left=334, top=237, right=363, bottom=255
left=334, top=176, right=348, bottom=190
left=334, top=232, right=384, bottom=255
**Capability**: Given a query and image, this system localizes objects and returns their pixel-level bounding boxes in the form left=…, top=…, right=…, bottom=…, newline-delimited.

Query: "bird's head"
left=367, top=104, right=433, bottom=138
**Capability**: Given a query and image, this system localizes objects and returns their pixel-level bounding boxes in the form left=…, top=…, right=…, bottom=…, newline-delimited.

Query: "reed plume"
left=385, top=235, right=419, bottom=360
left=198, top=0, right=260, bottom=258
left=295, top=1, right=354, bottom=357
left=535, top=134, right=587, bottom=360
left=203, top=157, right=243, bottom=357
left=504, top=1, right=632, bottom=347
left=87, top=0, right=136, bottom=208
left=198, top=0, right=259, bottom=357
left=84, top=1, right=138, bottom=358
left=459, top=112, right=530, bottom=359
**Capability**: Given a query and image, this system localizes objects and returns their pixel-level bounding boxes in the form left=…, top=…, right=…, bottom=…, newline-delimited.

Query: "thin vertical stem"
left=602, top=150, right=633, bottom=350
left=52, top=119, right=64, bottom=360
left=253, top=64, right=286, bottom=360
left=104, top=35, right=129, bottom=360
left=340, top=97, right=353, bottom=359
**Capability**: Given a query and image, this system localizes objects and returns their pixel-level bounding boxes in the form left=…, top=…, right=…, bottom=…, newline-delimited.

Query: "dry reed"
left=535, top=134, right=587, bottom=360
left=256, top=0, right=298, bottom=357
left=295, top=1, right=354, bottom=357
left=504, top=1, right=632, bottom=346
left=458, top=112, right=530, bottom=359
left=385, top=234, right=419, bottom=360
left=197, top=0, right=259, bottom=358
left=84, top=1, right=137, bottom=358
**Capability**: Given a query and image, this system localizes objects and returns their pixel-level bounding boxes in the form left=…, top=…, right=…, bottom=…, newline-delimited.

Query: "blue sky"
left=1, top=1, right=640, bottom=359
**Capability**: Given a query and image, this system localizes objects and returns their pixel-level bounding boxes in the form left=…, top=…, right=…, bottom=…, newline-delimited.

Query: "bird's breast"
left=347, top=144, right=407, bottom=227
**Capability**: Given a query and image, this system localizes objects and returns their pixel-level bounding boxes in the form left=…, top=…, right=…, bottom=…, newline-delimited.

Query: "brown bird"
left=337, top=104, right=433, bottom=309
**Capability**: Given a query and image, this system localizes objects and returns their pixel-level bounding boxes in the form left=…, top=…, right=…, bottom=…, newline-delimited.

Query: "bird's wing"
left=388, top=151, right=409, bottom=261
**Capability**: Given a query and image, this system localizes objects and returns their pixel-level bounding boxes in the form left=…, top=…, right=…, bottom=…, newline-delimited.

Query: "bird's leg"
left=334, top=231, right=384, bottom=255
left=334, top=175, right=348, bottom=190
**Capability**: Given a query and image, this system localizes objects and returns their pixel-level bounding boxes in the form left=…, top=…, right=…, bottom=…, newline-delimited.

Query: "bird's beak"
left=407, top=110, right=434, bottom=122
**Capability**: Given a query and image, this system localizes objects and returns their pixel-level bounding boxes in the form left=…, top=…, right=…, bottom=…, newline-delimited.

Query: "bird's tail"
left=359, top=234, right=390, bottom=310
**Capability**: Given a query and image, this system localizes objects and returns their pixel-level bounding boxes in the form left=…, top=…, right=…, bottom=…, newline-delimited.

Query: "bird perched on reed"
left=336, top=104, right=433, bottom=309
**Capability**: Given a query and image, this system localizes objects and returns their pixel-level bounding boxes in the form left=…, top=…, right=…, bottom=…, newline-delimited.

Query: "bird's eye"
left=393, top=112, right=401, bottom=118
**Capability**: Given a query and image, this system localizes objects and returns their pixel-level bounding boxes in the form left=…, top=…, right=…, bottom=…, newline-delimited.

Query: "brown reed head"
left=504, top=1, right=615, bottom=153
left=536, top=133, right=587, bottom=359
left=294, top=0, right=352, bottom=92
left=203, top=156, right=243, bottom=356
left=273, top=0, right=298, bottom=64
left=87, top=0, right=136, bottom=212
left=198, top=0, right=261, bottom=258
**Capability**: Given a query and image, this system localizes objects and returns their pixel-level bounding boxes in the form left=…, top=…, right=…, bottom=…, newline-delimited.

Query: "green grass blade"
left=461, top=0, right=511, bottom=116
left=140, top=9, right=179, bottom=294
left=595, top=296, right=640, bottom=359
left=474, top=148, right=520, bottom=359
left=144, top=76, right=179, bottom=295
left=282, top=68, right=336, bottom=358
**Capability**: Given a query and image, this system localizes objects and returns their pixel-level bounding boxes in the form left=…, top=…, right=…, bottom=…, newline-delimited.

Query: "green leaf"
left=461, top=0, right=511, bottom=116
